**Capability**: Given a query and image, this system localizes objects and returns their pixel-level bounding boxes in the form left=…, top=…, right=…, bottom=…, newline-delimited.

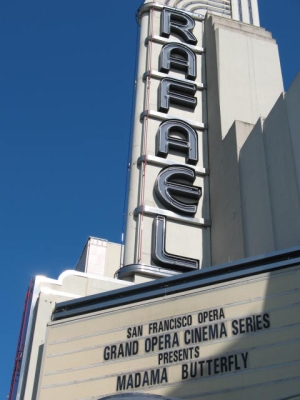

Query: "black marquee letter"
left=161, top=9, right=197, bottom=45
left=152, top=215, right=199, bottom=271
left=158, top=78, right=197, bottom=113
left=156, top=119, right=198, bottom=165
left=155, top=165, right=201, bottom=215
left=159, top=43, right=197, bottom=80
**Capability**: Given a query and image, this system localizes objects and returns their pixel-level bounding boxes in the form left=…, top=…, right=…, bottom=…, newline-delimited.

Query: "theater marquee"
left=37, top=252, right=300, bottom=399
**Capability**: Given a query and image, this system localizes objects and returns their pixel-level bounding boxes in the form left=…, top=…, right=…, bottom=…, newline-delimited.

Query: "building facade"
left=120, top=0, right=298, bottom=284
left=10, top=0, right=300, bottom=399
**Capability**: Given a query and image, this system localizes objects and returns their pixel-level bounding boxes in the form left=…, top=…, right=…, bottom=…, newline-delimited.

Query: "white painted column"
left=122, top=3, right=211, bottom=282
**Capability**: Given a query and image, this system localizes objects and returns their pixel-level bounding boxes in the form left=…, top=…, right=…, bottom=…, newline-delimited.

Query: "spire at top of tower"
left=143, top=0, right=260, bottom=26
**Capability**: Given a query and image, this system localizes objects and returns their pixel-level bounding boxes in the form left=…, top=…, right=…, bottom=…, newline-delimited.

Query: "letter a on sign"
left=156, top=119, right=198, bottom=165
left=159, top=43, right=197, bottom=80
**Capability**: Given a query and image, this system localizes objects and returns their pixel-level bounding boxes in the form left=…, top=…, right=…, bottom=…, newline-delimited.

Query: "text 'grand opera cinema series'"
left=9, top=1, right=300, bottom=399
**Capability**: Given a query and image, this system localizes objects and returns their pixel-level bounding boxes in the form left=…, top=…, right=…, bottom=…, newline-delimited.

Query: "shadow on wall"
left=238, top=71, right=300, bottom=256
left=101, top=394, right=179, bottom=399
left=208, top=70, right=300, bottom=266
left=31, top=344, right=44, bottom=400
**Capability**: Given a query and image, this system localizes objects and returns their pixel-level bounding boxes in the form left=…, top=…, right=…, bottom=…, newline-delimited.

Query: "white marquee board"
left=37, top=264, right=300, bottom=399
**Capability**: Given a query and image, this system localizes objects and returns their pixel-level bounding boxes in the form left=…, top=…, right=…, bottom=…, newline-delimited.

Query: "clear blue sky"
left=1, top=0, right=299, bottom=397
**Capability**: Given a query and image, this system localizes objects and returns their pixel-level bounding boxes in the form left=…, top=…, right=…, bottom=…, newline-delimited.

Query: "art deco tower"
left=119, top=0, right=284, bottom=283
left=11, top=1, right=300, bottom=399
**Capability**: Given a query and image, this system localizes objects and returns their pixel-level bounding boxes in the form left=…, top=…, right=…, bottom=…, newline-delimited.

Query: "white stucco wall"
left=16, top=271, right=132, bottom=400
left=207, top=70, right=300, bottom=265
